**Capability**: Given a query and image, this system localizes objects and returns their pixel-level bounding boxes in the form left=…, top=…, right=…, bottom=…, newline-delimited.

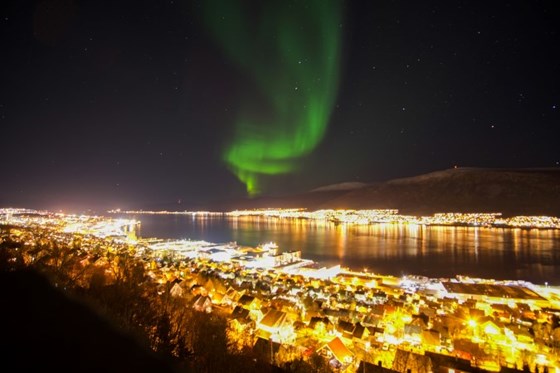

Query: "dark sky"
left=1, top=0, right=559, bottom=212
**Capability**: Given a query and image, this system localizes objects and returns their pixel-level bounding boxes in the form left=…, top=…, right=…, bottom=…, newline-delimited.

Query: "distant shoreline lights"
left=107, top=208, right=560, bottom=230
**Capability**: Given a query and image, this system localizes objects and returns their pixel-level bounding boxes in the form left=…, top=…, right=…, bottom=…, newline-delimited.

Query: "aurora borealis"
left=202, top=0, right=342, bottom=195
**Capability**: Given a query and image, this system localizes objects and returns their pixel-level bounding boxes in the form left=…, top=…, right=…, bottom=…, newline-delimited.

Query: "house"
left=367, top=326, right=385, bottom=341
left=204, top=278, right=226, bottom=296
left=421, top=329, right=441, bottom=348
left=309, top=316, right=335, bottom=336
left=221, top=287, right=241, bottom=307
left=318, top=336, right=354, bottom=367
left=453, top=339, right=482, bottom=361
left=505, top=324, right=534, bottom=346
left=363, top=311, right=383, bottom=327
left=352, top=323, right=370, bottom=341
left=515, top=302, right=535, bottom=321
left=238, top=294, right=261, bottom=310
left=258, top=309, right=288, bottom=335
left=192, top=295, right=212, bottom=313
left=479, top=317, right=503, bottom=336
left=169, top=281, right=185, bottom=298
left=373, top=291, right=388, bottom=302
left=236, top=279, right=254, bottom=290
left=210, top=291, right=224, bottom=304
left=463, top=299, right=477, bottom=310
left=491, top=303, right=513, bottom=322
left=231, top=305, right=251, bottom=320
left=190, top=284, right=206, bottom=296
left=404, top=324, right=423, bottom=343
left=441, top=297, right=458, bottom=312
left=411, top=313, right=430, bottom=329
left=253, top=337, right=281, bottom=363
left=355, top=290, right=367, bottom=303
left=229, top=306, right=253, bottom=336
left=430, top=323, right=451, bottom=348
left=419, top=305, right=437, bottom=318
left=337, top=320, right=356, bottom=339
left=324, top=307, right=351, bottom=321
left=383, top=304, right=399, bottom=317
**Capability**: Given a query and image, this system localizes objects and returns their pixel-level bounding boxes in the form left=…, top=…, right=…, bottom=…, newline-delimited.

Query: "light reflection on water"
left=132, top=215, right=560, bottom=285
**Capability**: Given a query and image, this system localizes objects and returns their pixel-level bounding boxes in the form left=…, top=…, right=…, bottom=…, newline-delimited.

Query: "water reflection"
left=132, top=215, right=560, bottom=285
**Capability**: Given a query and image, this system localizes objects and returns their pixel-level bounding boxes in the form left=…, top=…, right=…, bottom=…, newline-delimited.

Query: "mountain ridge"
left=220, top=167, right=560, bottom=217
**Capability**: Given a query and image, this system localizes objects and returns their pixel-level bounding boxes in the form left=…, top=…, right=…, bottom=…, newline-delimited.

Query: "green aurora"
left=202, top=0, right=342, bottom=195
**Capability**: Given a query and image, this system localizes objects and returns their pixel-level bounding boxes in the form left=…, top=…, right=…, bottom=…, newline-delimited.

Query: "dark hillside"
left=0, top=270, right=177, bottom=373
left=221, top=168, right=560, bottom=217
left=323, top=168, right=560, bottom=217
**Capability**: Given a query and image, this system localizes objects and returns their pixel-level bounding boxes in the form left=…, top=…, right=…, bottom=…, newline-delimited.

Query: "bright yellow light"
left=483, top=323, right=500, bottom=335
left=536, top=354, right=548, bottom=366
left=468, top=319, right=477, bottom=328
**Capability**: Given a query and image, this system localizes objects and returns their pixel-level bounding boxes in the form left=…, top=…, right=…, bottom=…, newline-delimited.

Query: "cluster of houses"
left=3, top=216, right=560, bottom=373
left=151, top=249, right=560, bottom=373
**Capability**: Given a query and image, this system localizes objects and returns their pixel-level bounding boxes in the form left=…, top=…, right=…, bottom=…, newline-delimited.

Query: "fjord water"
left=129, top=214, right=560, bottom=285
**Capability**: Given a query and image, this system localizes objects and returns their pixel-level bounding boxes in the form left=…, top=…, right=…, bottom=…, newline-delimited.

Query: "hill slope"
left=322, top=167, right=560, bottom=217
left=225, top=167, right=560, bottom=217
left=0, top=270, right=176, bottom=372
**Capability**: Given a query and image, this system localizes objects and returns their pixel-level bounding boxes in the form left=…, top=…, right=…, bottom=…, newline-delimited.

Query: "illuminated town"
left=109, top=208, right=560, bottom=230
left=2, top=207, right=560, bottom=372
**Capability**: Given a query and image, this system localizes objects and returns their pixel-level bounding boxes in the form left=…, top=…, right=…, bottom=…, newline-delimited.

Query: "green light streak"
left=202, top=0, right=342, bottom=195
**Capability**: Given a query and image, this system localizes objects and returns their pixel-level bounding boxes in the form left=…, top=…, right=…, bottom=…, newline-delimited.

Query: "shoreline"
left=108, top=208, right=560, bottom=230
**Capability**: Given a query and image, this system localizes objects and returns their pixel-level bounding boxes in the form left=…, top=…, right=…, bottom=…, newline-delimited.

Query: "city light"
left=3, top=207, right=560, bottom=372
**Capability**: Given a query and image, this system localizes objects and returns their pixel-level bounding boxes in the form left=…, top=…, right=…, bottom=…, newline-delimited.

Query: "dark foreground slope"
left=225, top=167, right=560, bottom=217
left=0, top=270, right=176, bottom=373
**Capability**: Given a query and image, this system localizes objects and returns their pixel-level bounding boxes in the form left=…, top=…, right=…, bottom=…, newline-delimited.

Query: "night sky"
left=1, top=0, right=559, bottom=212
